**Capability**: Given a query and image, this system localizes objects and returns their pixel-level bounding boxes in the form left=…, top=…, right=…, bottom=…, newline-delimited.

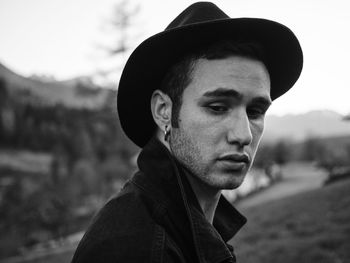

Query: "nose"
left=226, top=110, right=253, bottom=147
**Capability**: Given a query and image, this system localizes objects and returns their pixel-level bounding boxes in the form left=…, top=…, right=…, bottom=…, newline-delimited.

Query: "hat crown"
left=165, top=2, right=229, bottom=30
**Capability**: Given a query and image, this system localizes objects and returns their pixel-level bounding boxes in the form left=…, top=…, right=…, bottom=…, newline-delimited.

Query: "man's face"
left=169, top=56, right=271, bottom=190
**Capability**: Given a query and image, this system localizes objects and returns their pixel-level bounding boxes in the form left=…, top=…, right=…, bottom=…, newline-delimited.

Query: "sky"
left=0, top=0, right=349, bottom=116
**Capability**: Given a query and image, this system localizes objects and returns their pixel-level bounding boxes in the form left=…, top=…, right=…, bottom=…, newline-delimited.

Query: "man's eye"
left=207, top=105, right=228, bottom=112
left=247, top=107, right=266, bottom=119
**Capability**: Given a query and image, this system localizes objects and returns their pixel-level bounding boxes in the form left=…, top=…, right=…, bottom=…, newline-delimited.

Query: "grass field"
left=230, top=178, right=350, bottom=263
left=3, top=174, right=349, bottom=263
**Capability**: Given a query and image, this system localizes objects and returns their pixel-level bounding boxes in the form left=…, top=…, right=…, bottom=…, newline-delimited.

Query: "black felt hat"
left=117, top=1, right=303, bottom=147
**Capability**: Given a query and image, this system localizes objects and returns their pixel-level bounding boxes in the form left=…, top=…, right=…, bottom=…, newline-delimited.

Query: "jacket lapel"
left=132, top=137, right=246, bottom=263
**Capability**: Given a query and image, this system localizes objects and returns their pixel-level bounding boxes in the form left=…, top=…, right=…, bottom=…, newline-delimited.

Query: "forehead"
left=187, top=56, right=271, bottom=99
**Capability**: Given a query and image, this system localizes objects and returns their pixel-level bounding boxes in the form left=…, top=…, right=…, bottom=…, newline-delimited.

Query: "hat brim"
left=117, top=18, right=303, bottom=147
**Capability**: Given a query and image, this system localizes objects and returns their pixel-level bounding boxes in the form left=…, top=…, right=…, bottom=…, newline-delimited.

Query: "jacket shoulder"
left=71, top=182, right=167, bottom=263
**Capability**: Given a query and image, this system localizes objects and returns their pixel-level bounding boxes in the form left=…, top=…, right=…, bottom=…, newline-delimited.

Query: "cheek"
left=182, top=112, right=222, bottom=146
left=180, top=102, right=224, bottom=136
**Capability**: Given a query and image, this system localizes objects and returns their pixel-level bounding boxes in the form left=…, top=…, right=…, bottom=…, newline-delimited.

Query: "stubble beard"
left=169, top=127, right=242, bottom=190
left=169, top=126, right=208, bottom=178
left=169, top=128, right=237, bottom=190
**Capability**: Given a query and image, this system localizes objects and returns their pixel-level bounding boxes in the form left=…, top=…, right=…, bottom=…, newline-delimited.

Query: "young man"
left=72, top=2, right=303, bottom=263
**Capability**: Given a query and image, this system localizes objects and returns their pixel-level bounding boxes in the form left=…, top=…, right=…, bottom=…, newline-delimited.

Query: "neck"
left=156, top=133, right=221, bottom=224
left=184, top=169, right=221, bottom=224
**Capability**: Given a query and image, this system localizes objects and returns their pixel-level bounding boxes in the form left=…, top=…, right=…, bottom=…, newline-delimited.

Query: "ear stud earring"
left=164, top=125, right=170, bottom=141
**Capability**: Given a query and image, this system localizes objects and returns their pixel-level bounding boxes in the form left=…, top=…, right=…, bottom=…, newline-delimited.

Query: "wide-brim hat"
left=117, top=1, right=303, bottom=147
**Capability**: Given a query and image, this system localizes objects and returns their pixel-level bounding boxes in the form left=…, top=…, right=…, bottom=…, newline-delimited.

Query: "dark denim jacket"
left=71, top=138, right=246, bottom=263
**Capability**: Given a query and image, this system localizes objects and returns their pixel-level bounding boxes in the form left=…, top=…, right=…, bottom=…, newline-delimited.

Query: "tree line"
left=0, top=77, right=138, bottom=257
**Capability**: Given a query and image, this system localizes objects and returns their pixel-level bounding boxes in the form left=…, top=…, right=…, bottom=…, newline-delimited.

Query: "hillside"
left=0, top=62, right=114, bottom=109
left=263, top=110, right=350, bottom=142
left=230, top=178, right=350, bottom=263
left=1, top=62, right=349, bottom=140
left=7, top=170, right=350, bottom=263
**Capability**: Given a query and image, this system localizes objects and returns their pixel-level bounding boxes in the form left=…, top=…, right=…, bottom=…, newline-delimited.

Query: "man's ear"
left=151, top=90, right=172, bottom=131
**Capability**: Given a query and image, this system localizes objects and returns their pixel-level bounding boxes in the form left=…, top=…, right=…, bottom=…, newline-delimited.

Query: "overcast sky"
left=0, top=0, right=349, bottom=116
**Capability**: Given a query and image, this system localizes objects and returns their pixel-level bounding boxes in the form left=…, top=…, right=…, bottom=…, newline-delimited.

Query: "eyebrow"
left=202, top=88, right=243, bottom=100
left=202, top=87, right=272, bottom=106
left=251, top=97, right=272, bottom=108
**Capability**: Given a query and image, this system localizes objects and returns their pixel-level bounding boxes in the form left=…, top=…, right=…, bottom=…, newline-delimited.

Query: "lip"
left=218, top=153, right=250, bottom=163
left=217, top=153, right=250, bottom=170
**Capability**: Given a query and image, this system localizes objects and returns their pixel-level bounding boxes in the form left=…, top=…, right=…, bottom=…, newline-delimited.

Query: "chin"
left=211, top=176, right=245, bottom=190
left=221, top=181, right=243, bottom=190
left=220, top=173, right=246, bottom=190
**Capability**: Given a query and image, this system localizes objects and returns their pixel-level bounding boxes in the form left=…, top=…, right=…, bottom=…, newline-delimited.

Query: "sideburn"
left=171, top=102, right=181, bottom=128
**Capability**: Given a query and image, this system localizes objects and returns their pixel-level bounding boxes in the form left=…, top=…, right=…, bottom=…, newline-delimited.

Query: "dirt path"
left=236, top=162, right=328, bottom=208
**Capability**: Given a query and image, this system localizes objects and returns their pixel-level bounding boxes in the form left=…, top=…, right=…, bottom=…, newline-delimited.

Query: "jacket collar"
left=132, top=137, right=246, bottom=263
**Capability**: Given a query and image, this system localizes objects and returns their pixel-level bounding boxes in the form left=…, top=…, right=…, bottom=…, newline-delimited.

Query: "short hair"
left=160, top=40, right=267, bottom=128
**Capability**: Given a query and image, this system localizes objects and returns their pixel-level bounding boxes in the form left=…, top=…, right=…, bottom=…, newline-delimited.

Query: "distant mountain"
left=1, top=62, right=349, bottom=141
left=0, top=62, right=115, bottom=109
left=263, top=110, right=350, bottom=142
